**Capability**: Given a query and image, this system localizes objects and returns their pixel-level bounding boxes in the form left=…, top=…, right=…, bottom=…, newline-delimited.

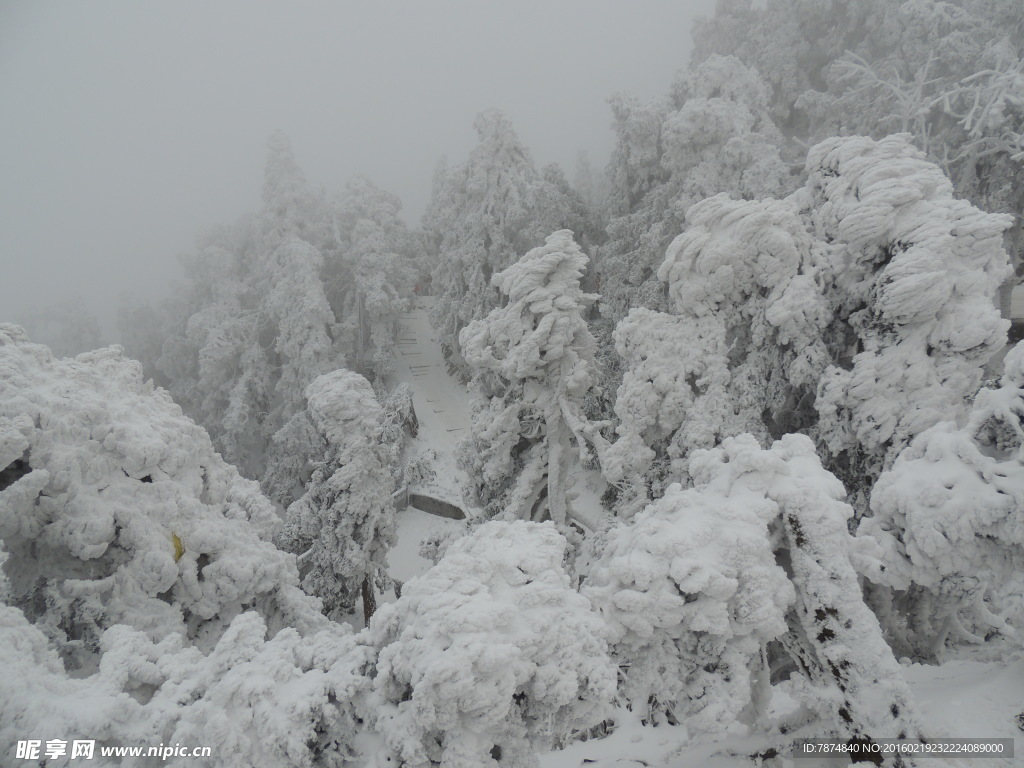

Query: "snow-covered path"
left=393, top=296, right=471, bottom=468
left=391, top=296, right=475, bottom=510
left=387, top=296, right=475, bottom=584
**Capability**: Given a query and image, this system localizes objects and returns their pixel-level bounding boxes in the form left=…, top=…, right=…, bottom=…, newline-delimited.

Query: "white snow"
left=392, top=296, right=473, bottom=508
left=539, top=659, right=1024, bottom=768
left=387, top=507, right=462, bottom=585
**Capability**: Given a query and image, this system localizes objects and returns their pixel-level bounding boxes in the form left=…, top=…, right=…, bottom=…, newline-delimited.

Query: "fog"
left=0, top=1, right=714, bottom=339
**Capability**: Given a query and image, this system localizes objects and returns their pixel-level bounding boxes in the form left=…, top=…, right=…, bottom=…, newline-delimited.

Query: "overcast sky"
left=0, top=0, right=716, bottom=340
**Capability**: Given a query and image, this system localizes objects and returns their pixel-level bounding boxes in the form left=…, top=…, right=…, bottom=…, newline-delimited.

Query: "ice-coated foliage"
left=860, top=341, right=1024, bottom=658
left=363, top=521, right=616, bottom=768
left=0, top=600, right=368, bottom=768
left=148, top=132, right=415, bottom=508
left=590, top=433, right=923, bottom=746
left=605, top=194, right=830, bottom=515
left=278, top=370, right=396, bottom=623
left=336, top=176, right=417, bottom=381
left=604, top=133, right=1011, bottom=517
left=696, top=0, right=1024, bottom=312
left=598, top=54, right=794, bottom=325
left=586, top=440, right=794, bottom=730
left=458, top=230, right=603, bottom=528
left=424, top=110, right=599, bottom=379
left=0, top=325, right=377, bottom=767
left=0, top=325, right=328, bottom=670
left=804, top=133, right=1012, bottom=504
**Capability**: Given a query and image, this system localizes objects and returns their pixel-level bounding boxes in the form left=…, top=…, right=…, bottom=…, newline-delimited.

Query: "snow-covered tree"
left=604, top=194, right=830, bottom=516
left=0, top=325, right=378, bottom=767
left=458, top=230, right=603, bottom=529
left=859, top=341, right=1024, bottom=659
left=588, top=434, right=923, bottom=750
left=585, top=440, right=794, bottom=731
left=805, top=133, right=1011, bottom=506
left=425, top=110, right=593, bottom=379
left=598, top=55, right=794, bottom=325
left=363, top=520, right=616, bottom=768
left=696, top=0, right=1024, bottom=313
left=148, top=132, right=414, bottom=508
left=333, top=176, right=417, bottom=382
left=0, top=324, right=335, bottom=655
left=603, top=133, right=1011, bottom=516
left=278, top=370, right=396, bottom=624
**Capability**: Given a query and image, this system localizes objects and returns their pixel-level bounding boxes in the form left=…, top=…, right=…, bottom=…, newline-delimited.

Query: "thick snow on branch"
left=590, top=433, right=923, bottom=746
left=586, top=436, right=793, bottom=731
left=0, top=325, right=369, bottom=766
left=364, top=521, right=615, bottom=768
left=607, top=195, right=829, bottom=512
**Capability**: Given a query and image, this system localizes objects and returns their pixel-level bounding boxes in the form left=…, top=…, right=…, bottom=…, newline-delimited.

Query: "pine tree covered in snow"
left=604, top=194, right=831, bottom=516
left=598, top=55, right=794, bottom=325
left=362, top=521, right=616, bottom=768
left=588, top=434, right=924, bottom=752
left=458, top=230, right=603, bottom=529
left=334, top=176, right=417, bottom=382
left=0, top=325, right=323, bottom=668
left=149, top=132, right=414, bottom=508
left=804, top=133, right=1011, bottom=507
left=604, top=133, right=1011, bottom=516
left=278, top=370, right=396, bottom=623
left=424, top=110, right=597, bottom=379
left=696, top=0, right=1024, bottom=312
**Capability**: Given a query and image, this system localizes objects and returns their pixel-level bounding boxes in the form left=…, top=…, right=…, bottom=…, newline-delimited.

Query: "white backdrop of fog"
left=0, top=0, right=715, bottom=341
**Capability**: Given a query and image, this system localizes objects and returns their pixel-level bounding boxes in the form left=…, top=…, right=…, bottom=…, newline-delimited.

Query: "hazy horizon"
left=0, top=0, right=715, bottom=342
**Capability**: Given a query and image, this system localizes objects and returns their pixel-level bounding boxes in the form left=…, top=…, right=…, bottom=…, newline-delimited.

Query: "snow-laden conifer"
left=589, top=434, right=923, bottom=749
left=278, top=369, right=396, bottom=623
left=458, top=230, right=603, bottom=528
left=0, top=325, right=324, bottom=668
left=0, top=325, right=370, bottom=766
left=605, top=195, right=829, bottom=515
left=805, top=133, right=1011, bottom=505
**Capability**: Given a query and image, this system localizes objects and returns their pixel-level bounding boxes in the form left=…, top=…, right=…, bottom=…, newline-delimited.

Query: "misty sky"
left=0, top=1, right=715, bottom=340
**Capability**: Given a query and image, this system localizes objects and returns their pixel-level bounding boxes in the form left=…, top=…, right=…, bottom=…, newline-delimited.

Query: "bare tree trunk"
left=362, top=574, right=377, bottom=625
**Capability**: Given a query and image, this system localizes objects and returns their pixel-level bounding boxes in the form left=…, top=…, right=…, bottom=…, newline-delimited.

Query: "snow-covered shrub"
left=363, top=520, right=616, bottom=768
left=278, top=370, right=396, bottom=623
left=860, top=341, right=1024, bottom=658
left=589, top=434, right=922, bottom=745
left=0, top=326, right=372, bottom=767
left=0, top=325, right=322, bottom=670
left=0, top=599, right=368, bottom=768
left=459, top=230, right=605, bottom=529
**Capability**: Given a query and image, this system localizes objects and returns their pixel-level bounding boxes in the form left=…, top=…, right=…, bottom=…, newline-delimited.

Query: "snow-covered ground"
left=539, top=658, right=1024, bottom=768
left=387, top=507, right=462, bottom=585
